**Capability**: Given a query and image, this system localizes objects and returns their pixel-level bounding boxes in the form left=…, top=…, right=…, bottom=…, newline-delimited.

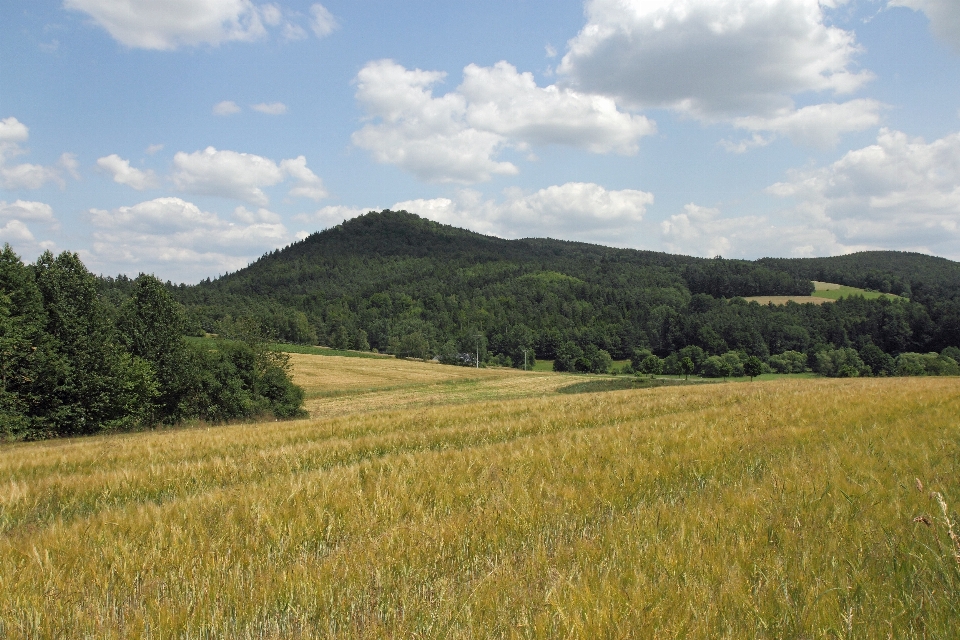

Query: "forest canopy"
left=1, top=246, right=304, bottom=440
left=150, top=210, right=960, bottom=371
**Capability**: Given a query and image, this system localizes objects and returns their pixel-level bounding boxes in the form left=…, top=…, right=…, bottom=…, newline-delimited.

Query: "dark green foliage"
left=768, top=350, right=807, bottom=374
left=812, top=348, right=871, bottom=378
left=638, top=354, right=663, bottom=375
left=0, top=246, right=58, bottom=437
left=860, top=344, right=895, bottom=377
left=179, top=339, right=305, bottom=422
left=577, top=344, right=613, bottom=374
left=682, top=261, right=813, bottom=298
left=30, top=251, right=158, bottom=435
left=0, top=248, right=305, bottom=439
left=743, top=356, right=764, bottom=380
left=116, top=275, right=193, bottom=423
left=553, top=341, right=583, bottom=372
left=942, top=346, right=960, bottom=362
left=677, top=346, right=707, bottom=373
left=89, top=212, right=960, bottom=375
left=893, top=352, right=960, bottom=376
left=701, top=355, right=733, bottom=378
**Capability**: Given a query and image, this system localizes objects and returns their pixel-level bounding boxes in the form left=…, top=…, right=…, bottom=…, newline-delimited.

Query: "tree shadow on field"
left=556, top=377, right=709, bottom=395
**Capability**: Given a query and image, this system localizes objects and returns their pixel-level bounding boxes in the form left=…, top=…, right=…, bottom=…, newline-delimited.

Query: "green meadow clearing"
left=810, top=281, right=904, bottom=301
left=1, top=354, right=958, bottom=638
left=744, top=281, right=903, bottom=306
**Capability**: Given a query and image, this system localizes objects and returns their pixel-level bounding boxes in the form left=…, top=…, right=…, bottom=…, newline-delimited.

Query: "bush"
left=576, top=344, right=612, bottom=374
left=678, top=346, right=707, bottom=373
left=638, top=354, right=663, bottom=375
left=768, top=350, right=807, bottom=374
left=859, top=344, right=894, bottom=377
left=895, top=352, right=960, bottom=376
left=553, top=341, right=583, bottom=372
left=743, top=356, right=764, bottom=380
left=630, top=348, right=653, bottom=371
left=721, top=351, right=745, bottom=377
left=1, top=248, right=307, bottom=438
left=813, top=348, right=870, bottom=377
left=701, top=355, right=732, bottom=378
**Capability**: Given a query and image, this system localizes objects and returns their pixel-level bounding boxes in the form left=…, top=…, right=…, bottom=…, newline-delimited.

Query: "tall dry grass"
left=0, top=367, right=958, bottom=637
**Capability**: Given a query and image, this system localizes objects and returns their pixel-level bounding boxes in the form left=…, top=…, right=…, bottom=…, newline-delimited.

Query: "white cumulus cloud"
left=97, top=154, right=159, bottom=190
left=213, top=100, right=241, bottom=116
left=64, top=0, right=337, bottom=50
left=294, top=205, right=377, bottom=229
left=64, top=0, right=267, bottom=50
left=768, top=128, right=960, bottom=258
left=460, top=61, right=656, bottom=154
left=171, top=147, right=326, bottom=205
left=88, top=197, right=292, bottom=281
left=310, top=3, right=338, bottom=37
left=559, top=0, right=872, bottom=119
left=0, top=200, right=59, bottom=259
left=251, top=102, right=287, bottom=115
left=659, top=203, right=852, bottom=258
left=727, top=99, right=885, bottom=150
left=0, top=117, right=75, bottom=190
left=279, top=156, right=327, bottom=200
left=0, top=117, right=29, bottom=145
left=352, top=59, right=654, bottom=183
left=890, top=0, right=960, bottom=53
left=0, top=200, right=56, bottom=223
left=393, top=182, right=654, bottom=244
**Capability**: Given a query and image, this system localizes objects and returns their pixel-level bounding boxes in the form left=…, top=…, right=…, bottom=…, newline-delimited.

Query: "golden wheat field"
left=1, top=354, right=959, bottom=638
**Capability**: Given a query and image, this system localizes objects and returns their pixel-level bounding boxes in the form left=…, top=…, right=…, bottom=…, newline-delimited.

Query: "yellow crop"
left=1, top=355, right=957, bottom=637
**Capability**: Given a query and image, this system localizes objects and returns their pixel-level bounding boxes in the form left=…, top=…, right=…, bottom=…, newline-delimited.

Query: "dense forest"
left=1, top=247, right=304, bottom=440
left=109, top=209, right=960, bottom=375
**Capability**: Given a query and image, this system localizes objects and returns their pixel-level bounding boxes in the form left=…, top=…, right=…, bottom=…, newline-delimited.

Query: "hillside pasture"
left=1, top=355, right=958, bottom=638
left=811, top=281, right=903, bottom=301
left=744, top=280, right=903, bottom=306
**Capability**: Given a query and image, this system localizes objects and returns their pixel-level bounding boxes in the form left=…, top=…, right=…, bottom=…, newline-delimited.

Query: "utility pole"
left=474, top=333, right=482, bottom=369
left=522, top=348, right=528, bottom=371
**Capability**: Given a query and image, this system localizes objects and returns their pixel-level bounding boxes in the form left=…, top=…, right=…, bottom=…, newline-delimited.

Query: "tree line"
left=1, top=246, right=304, bottom=440
left=128, top=211, right=959, bottom=376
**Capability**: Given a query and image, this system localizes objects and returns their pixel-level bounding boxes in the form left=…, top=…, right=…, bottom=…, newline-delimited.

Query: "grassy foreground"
left=1, top=357, right=958, bottom=637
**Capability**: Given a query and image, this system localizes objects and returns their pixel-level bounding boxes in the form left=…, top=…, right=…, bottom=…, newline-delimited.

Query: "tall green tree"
left=116, top=274, right=193, bottom=423
left=32, top=251, right=157, bottom=434
left=0, top=246, right=63, bottom=438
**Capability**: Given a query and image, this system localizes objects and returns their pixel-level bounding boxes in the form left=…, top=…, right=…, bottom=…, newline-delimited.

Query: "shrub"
left=638, top=354, right=663, bottom=375
left=895, top=352, right=960, bottom=376
left=553, top=341, right=584, bottom=372
left=701, top=355, right=733, bottom=378
left=859, top=344, right=895, bottom=377
left=678, top=346, right=707, bottom=373
left=743, top=356, right=764, bottom=380
left=721, top=351, right=745, bottom=377
left=768, top=350, right=807, bottom=374
left=576, top=344, right=612, bottom=374
left=813, top=348, right=870, bottom=377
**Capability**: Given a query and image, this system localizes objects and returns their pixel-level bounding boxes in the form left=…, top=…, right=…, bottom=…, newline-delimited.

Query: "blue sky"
left=2, top=0, right=959, bottom=282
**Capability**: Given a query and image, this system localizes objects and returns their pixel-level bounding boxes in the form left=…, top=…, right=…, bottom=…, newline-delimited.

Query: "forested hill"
left=195, top=209, right=775, bottom=297
left=135, top=209, right=960, bottom=366
left=758, top=252, right=960, bottom=303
